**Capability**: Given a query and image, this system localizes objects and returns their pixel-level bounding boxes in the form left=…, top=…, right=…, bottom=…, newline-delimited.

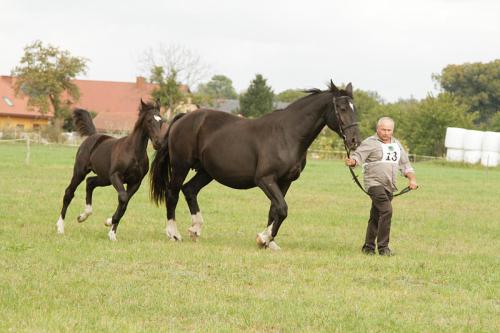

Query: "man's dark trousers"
left=364, top=185, right=394, bottom=250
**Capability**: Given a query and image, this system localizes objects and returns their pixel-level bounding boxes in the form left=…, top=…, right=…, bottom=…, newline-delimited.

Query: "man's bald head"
left=377, top=117, right=395, bottom=130
left=376, top=117, right=395, bottom=143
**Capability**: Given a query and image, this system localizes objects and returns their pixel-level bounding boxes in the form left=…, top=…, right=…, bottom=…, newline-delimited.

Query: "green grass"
left=0, top=142, right=499, bottom=332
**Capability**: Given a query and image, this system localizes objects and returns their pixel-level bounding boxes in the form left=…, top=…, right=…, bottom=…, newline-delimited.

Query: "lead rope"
left=334, top=95, right=414, bottom=197
left=344, top=141, right=413, bottom=197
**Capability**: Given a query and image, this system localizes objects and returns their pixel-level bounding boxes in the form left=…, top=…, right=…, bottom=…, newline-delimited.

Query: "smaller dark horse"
left=150, top=81, right=361, bottom=249
left=56, top=100, right=163, bottom=241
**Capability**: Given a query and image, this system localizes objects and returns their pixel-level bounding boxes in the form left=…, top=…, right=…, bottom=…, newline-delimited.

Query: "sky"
left=2, top=0, right=499, bottom=102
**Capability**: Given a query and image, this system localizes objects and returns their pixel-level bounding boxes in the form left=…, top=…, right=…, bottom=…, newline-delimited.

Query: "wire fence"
left=0, top=132, right=450, bottom=166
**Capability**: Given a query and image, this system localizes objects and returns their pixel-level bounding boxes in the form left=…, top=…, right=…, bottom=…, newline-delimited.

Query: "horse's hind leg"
left=106, top=174, right=140, bottom=241
left=182, top=169, right=213, bottom=241
left=57, top=167, right=88, bottom=234
left=77, top=176, right=111, bottom=223
left=165, top=166, right=189, bottom=241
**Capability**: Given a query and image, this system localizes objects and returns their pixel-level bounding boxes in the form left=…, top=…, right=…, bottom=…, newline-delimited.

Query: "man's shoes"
left=378, top=247, right=394, bottom=256
left=361, top=245, right=375, bottom=255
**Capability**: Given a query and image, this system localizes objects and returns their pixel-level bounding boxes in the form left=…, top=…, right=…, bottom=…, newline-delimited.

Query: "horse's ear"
left=155, top=99, right=161, bottom=110
left=140, top=98, right=147, bottom=109
left=330, top=79, right=339, bottom=93
left=345, top=82, right=353, bottom=98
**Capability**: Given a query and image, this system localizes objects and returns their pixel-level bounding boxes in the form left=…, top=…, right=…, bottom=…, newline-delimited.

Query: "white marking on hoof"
left=188, top=212, right=203, bottom=241
left=108, top=228, right=117, bottom=241
left=56, top=216, right=65, bottom=234
left=256, top=223, right=273, bottom=248
left=77, top=204, right=92, bottom=223
left=104, top=218, right=112, bottom=227
left=166, top=219, right=182, bottom=241
left=268, top=241, right=281, bottom=251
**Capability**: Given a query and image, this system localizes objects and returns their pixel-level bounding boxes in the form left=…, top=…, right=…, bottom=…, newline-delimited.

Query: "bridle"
left=332, top=96, right=359, bottom=145
left=333, top=96, right=414, bottom=197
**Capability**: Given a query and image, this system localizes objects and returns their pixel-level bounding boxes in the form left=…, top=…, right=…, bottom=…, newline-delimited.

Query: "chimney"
left=136, top=76, right=146, bottom=89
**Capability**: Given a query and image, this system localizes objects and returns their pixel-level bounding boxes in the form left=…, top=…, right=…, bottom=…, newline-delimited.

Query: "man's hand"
left=406, top=172, right=418, bottom=190
left=345, top=158, right=356, bottom=167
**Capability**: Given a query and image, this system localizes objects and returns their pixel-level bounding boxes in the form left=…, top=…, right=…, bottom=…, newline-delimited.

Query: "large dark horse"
left=150, top=81, right=361, bottom=249
left=56, top=100, right=163, bottom=241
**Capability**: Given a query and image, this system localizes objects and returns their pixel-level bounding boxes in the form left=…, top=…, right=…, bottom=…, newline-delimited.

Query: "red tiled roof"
left=71, top=77, right=158, bottom=132
left=0, top=76, right=53, bottom=119
left=0, top=75, right=190, bottom=132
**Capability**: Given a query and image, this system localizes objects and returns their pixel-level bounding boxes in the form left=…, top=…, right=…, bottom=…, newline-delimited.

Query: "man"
left=345, top=117, right=417, bottom=256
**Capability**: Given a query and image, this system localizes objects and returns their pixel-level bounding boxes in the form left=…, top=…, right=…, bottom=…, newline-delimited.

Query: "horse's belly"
left=214, top=176, right=255, bottom=190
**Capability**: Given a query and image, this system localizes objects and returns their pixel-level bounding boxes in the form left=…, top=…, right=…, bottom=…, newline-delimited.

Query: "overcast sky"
left=2, top=0, right=499, bottom=102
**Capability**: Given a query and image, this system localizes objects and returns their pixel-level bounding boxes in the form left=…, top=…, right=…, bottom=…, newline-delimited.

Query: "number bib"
left=380, top=142, right=401, bottom=164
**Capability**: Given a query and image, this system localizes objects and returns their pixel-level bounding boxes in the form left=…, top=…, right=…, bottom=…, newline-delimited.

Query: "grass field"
left=0, top=142, right=499, bottom=332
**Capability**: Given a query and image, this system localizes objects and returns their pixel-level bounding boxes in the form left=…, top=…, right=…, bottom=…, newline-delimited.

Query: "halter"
left=332, top=96, right=359, bottom=142
left=333, top=96, right=415, bottom=197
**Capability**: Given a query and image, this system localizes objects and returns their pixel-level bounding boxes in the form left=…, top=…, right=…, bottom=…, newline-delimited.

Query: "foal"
left=56, top=100, right=163, bottom=241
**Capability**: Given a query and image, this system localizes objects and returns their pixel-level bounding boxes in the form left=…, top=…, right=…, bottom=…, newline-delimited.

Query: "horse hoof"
left=167, top=232, right=182, bottom=242
left=255, top=233, right=267, bottom=248
left=268, top=241, right=281, bottom=251
left=108, top=230, right=117, bottom=241
left=169, top=235, right=182, bottom=242
left=104, top=218, right=112, bottom=227
left=56, top=217, right=65, bottom=234
left=188, top=227, right=201, bottom=242
left=77, top=214, right=88, bottom=223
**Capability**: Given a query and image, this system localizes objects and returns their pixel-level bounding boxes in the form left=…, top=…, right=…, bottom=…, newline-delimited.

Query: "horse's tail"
left=73, top=108, right=97, bottom=136
left=150, top=113, right=186, bottom=205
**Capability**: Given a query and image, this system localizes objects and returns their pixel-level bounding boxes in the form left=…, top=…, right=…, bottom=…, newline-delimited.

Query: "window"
left=3, top=96, right=14, bottom=107
left=33, top=124, right=41, bottom=131
left=16, top=124, right=24, bottom=130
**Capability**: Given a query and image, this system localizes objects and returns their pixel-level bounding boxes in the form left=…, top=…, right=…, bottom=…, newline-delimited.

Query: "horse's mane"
left=282, top=81, right=342, bottom=112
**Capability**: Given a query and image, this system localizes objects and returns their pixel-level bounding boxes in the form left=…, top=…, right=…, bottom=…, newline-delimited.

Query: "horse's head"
left=139, top=99, right=163, bottom=150
left=325, top=81, right=362, bottom=151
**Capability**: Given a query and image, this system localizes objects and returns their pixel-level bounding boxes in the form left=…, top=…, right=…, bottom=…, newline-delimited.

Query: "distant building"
left=0, top=75, right=195, bottom=133
left=0, top=76, right=53, bottom=131
left=205, top=99, right=290, bottom=114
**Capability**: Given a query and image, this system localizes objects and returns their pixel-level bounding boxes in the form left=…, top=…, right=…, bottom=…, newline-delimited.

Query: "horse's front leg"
left=256, top=177, right=289, bottom=250
left=106, top=174, right=139, bottom=241
left=77, top=176, right=110, bottom=223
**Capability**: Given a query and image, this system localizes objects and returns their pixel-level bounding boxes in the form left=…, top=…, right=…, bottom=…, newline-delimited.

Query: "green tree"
left=149, top=66, right=186, bottom=119
left=404, top=93, right=476, bottom=156
left=11, top=40, right=88, bottom=120
left=352, top=90, right=384, bottom=138
left=432, top=60, right=500, bottom=123
left=197, top=75, right=238, bottom=100
left=239, top=74, right=274, bottom=118
left=275, top=89, right=307, bottom=103
left=487, top=112, right=500, bottom=132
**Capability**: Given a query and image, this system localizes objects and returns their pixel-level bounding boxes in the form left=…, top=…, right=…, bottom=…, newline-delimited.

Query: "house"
left=71, top=77, right=160, bottom=133
left=206, top=99, right=290, bottom=114
left=0, top=76, right=53, bottom=131
left=0, top=75, right=195, bottom=133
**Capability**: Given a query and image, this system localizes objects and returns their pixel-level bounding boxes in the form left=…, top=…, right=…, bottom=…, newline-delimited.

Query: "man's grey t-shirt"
left=350, top=134, right=414, bottom=192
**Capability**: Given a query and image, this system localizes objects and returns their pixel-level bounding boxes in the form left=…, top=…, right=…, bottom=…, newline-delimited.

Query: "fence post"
left=25, top=136, right=30, bottom=165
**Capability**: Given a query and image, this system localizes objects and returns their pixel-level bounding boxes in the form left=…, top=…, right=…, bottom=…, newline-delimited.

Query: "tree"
left=149, top=66, right=186, bottom=120
left=196, top=75, right=238, bottom=100
left=11, top=40, right=88, bottom=120
left=487, top=112, right=500, bottom=132
left=432, top=60, right=500, bottom=123
left=239, top=74, right=274, bottom=118
left=403, top=93, right=476, bottom=156
left=140, top=43, right=210, bottom=88
left=275, top=89, right=307, bottom=103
